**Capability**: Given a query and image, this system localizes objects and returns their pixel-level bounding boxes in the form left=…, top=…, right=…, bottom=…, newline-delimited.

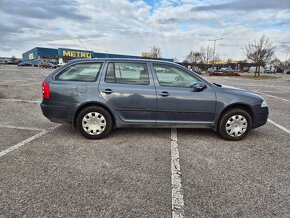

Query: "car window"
left=105, top=62, right=149, bottom=85
left=56, top=63, right=102, bottom=82
left=153, top=64, right=197, bottom=87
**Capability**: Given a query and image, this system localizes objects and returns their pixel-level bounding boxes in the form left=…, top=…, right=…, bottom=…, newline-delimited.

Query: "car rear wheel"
left=77, top=106, right=113, bottom=139
left=218, top=108, right=252, bottom=141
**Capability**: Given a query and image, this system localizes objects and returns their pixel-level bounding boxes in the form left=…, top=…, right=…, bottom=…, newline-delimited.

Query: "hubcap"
left=82, top=112, right=106, bottom=135
left=226, top=115, right=248, bottom=137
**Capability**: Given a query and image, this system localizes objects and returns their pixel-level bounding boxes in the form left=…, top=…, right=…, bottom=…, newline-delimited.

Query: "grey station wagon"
left=41, top=58, right=268, bottom=141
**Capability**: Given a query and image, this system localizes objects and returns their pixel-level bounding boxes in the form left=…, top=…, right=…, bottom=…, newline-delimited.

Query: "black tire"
left=76, top=106, right=113, bottom=139
left=218, top=108, right=252, bottom=141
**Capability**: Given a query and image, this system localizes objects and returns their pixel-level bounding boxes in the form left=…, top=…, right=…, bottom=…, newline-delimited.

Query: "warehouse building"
left=22, top=47, right=173, bottom=66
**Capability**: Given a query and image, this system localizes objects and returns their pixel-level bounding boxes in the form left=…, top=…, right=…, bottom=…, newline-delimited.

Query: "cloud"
left=192, top=0, right=290, bottom=11
left=275, top=20, right=290, bottom=26
left=154, top=4, right=220, bottom=25
left=0, top=0, right=290, bottom=61
left=0, top=0, right=89, bottom=21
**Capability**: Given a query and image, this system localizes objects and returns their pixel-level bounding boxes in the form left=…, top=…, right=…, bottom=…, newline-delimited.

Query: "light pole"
left=284, top=52, right=289, bottom=74
left=208, top=38, right=223, bottom=65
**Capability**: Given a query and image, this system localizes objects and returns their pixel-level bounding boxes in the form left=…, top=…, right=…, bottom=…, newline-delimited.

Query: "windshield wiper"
left=213, top=83, right=222, bottom=87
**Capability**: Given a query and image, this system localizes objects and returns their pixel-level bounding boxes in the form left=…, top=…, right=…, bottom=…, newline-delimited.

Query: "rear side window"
left=105, top=62, right=149, bottom=85
left=56, top=63, right=103, bottom=82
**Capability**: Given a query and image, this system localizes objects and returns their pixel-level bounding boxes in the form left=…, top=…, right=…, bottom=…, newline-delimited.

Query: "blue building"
left=22, top=47, right=173, bottom=65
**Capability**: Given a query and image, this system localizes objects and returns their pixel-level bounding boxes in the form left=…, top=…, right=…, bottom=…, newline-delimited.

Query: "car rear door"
left=98, top=61, right=157, bottom=124
left=46, top=62, right=104, bottom=121
left=50, top=62, right=104, bottom=102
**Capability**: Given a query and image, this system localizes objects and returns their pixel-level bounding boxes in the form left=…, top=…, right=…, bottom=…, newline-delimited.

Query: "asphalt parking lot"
left=0, top=65, right=289, bottom=217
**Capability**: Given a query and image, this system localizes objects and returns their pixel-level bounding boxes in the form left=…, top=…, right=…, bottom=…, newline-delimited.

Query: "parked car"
left=57, top=62, right=66, bottom=67
left=40, top=63, right=57, bottom=69
left=264, top=68, right=276, bottom=74
left=192, top=66, right=202, bottom=75
left=18, top=62, right=32, bottom=67
left=207, top=68, right=215, bottom=74
left=41, top=58, right=268, bottom=141
left=249, top=66, right=265, bottom=73
left=220, top=67, right=234, bottom=73
left=285, top=68, right=290, bottom=74
left=208, top=67, right=227, bottom=76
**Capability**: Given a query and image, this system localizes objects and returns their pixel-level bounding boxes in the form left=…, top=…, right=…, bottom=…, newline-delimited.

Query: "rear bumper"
left=40, top=101, right=74, bottom=124
left=252, top=106, right=269, bottom=129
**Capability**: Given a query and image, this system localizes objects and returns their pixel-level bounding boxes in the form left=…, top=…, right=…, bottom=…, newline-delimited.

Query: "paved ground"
left=0, top=65, right=289, bottom=217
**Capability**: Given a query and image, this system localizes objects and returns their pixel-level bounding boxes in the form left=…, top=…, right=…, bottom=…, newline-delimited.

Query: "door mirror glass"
left=192, top=81, right=207, bottom=92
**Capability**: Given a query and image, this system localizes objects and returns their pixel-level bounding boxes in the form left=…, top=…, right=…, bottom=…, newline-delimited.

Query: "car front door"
left=151, top=63, right=216, bottom=125
left=99, top=61, right=157, bottom=124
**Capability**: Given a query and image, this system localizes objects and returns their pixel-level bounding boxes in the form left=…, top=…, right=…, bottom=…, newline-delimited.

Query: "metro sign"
left=62, top=51, right=92, bottom=58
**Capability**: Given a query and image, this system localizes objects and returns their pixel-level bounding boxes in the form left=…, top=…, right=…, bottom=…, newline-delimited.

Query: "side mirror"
left=192, top=81, right=207, bottom=92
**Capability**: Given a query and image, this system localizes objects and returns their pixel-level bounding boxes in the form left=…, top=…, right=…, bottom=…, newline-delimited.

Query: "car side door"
left=98, top=61, right=157, bottom=124
left=151, top=63, right=216, bottom=125
left=50, top=62, right=104, bottom=102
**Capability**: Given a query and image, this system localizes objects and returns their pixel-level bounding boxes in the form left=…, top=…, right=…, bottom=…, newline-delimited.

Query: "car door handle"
left=159, top=91, right=169, bottom=97
left=102, top=89, right=113, bottom=94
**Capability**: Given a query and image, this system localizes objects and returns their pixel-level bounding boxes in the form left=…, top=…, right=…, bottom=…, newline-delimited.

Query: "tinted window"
left=153, top=64, right=197, bottom=87
left=105, top=62, right=149, bottom=85
left=56, top=63, right=102, bottom=82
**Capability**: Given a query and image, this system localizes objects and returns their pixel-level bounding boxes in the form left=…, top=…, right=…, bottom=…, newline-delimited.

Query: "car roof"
left=68, top=58, right=174, bottom=65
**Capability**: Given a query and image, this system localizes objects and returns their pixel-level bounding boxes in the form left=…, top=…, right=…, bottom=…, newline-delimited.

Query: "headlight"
left=261, top=100, right=267, bottom=107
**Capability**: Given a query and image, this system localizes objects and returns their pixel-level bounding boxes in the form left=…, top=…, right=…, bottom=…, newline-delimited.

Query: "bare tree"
left=151, top=46, right=161, bottom=58
left=200, top=46, right=214, bottom=65
left=11, top=55, right=17, bottom=64
left=245, top=35, right=275, bottom=76
left=227, top=58, right=233, bottom=64
left=270, top=58, right=283, bottom=72
left=282, top=58, right=290, bottom=73
left=214, top=53, right=220, bottom=62
left=185, top=51, right=201, bottom=64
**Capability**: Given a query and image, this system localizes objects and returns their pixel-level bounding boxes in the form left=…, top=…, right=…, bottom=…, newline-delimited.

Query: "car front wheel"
left=218, top=108, right=252, bottom=141
left=77, top=106, right=113, bottom=139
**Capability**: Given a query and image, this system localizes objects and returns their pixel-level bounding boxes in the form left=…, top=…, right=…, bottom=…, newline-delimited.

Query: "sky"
left=0, top=0, right=290, bottom=61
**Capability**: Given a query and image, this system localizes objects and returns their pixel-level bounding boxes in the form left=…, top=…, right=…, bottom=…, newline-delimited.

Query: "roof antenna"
left=78, top=39, right=89, bottom=51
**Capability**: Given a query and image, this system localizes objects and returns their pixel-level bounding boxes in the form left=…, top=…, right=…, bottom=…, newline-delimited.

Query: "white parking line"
left=255, top=91, right=290, bottom=103
left=171, top=128, right=185, bottom=218
left=274, top=87, right=290, bottom=93
left=268, top=119, right=290, bottom=134
left=0, top=130, right=48, bottom=158
left=0, top=79, right=39, bottom=83
left=0, top=125, right=60, bottom=158
left=238, top=84, right=290, bottom=91
left=0, top=99, right=41, bottom=104
left=0, top=82, right=40, bottom=86
left=15, top=83, right=41, bottom=87
left=0, top=125, right=44, bottom=132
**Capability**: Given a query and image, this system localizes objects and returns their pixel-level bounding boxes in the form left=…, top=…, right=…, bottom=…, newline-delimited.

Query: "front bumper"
left=252, top=106, right=269, bottom=129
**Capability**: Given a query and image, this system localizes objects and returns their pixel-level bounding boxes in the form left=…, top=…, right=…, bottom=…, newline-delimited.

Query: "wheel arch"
left=73, top=101, right=116, bottom=128
left=215, top=103, right=254, bottom=131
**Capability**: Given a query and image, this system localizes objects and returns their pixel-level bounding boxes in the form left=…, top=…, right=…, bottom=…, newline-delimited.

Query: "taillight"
left=42, top=81, right=50, bottom=99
